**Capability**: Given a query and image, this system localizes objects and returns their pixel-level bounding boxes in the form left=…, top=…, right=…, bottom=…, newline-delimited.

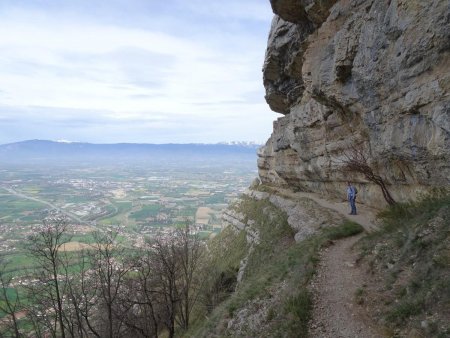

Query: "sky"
left=0, top=0, right=278, bottom=145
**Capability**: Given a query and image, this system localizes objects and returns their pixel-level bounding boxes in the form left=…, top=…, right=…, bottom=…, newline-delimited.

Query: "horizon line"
left=0, top=139, right=265, bottom=147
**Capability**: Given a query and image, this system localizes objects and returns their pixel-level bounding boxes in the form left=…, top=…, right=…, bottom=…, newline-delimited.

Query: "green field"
left=0, top=194, right=46, bottom=222
left=0, top=288, right=21, bottom=317
left=64, top=194, right=94, bottom=203
left=130, top=204, right=162, bottom=220
left=115, top=201, right=133, bottom=212
left=197, top=231, right=213, bottom=239
left=70, top=234, right=96, bottom=244
left=99, top=201, right=133, bottom=225
left=0, top=161, right=256, bottom=307
left=0, top=252, right=34, bottom=275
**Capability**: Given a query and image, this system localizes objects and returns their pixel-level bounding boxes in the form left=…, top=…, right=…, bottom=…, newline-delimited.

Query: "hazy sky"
left=0, top=0, right=277, bottom=144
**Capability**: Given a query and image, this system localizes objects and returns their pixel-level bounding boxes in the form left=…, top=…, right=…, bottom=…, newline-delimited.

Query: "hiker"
left=347, top=182, right=357, bottom=215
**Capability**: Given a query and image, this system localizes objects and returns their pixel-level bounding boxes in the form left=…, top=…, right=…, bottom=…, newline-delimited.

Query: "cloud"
left=173, top=0, right=272, bottom=22
left=0, top=0, right=277, bottom=144
left=0, top=101, right=273, bottom=144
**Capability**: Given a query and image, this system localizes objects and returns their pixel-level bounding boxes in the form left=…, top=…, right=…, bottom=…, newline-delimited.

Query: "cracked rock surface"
left=260, top=0, right=450, bottom=207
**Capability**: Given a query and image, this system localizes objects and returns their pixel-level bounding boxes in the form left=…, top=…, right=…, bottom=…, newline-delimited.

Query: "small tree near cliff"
left=27, top=216, right=71, bottom=338
left=0, top=260, right=22, bottom=338
left=341, top=145, right=396, bottom=206
left=174, top=223, right=203, bottom=331
left=90, top=230, right=131, bottom=338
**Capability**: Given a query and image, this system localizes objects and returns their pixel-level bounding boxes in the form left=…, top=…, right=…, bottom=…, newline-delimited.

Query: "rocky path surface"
left=272, top=188, right=379, bottom=231
left=265, top=187, right=383, bottom=336
left=309, top=234, right=382, bottom=338
left=296, top=192, right=378, bottom=231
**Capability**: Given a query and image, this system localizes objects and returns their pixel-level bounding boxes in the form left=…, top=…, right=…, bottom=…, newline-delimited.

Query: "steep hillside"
left=187, top=191, right=364, bottom=337
left=186, top=1, right=449, bottom=337
left=357, top=192, right=450, bottom=337
left=188, top=189, right=449, bottom=337
left=259, top=0, right=450, bottom=207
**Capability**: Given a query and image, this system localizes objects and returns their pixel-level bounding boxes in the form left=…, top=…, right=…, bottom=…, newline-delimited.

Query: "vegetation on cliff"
left=358, top=192, right=450, bottom=337
left=0, top=222, right=205, bottom=338
left=2, top=190, right=448, bottom=337
left=187, top=190, right=450, bottom=337
left=187, top=196, right=363, bottom=337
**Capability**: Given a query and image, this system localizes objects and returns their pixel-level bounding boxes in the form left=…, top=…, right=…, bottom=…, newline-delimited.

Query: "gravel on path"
left=309, top=235, right=382, bottom=338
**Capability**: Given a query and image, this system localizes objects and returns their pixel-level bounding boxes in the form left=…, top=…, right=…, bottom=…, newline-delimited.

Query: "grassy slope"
left=186, top=196, right=363, bottom=337
left=358, top=192, right=450, bottom=337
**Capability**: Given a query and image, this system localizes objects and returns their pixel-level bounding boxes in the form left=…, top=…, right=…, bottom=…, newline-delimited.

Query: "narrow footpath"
left=297, top=192, right=379, bottom=231
left=272, top=187, right=379, bottom=231
left=270, top=187, right=383, bottom=337
left=309, top=234, right=383, bottom=338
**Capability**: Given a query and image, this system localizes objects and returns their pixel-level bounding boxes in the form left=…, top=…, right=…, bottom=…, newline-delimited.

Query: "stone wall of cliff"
left=259, top=0, right=450, bottom=206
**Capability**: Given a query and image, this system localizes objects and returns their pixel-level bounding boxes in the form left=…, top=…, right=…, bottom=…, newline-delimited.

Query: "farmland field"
left=0, top=160, right=257, bottom=280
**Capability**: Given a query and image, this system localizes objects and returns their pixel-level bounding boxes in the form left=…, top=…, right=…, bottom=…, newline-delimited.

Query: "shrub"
left=324, top=221, right=364, bottom=240
left=283, top=289, right=312, bottom=337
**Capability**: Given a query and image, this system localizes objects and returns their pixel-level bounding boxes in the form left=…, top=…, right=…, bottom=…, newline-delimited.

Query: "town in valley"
left=0, top=153, right=258, bottom=281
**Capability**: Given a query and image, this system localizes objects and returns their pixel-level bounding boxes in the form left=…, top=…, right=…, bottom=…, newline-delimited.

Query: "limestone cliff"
left=259, top=0, right=450, bottom=206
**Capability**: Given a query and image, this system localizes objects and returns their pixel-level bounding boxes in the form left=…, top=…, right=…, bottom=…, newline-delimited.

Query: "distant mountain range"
left=0, top=140, right=261, bottom=166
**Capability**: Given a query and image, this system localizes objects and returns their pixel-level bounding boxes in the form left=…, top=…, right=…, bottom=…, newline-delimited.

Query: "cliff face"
left=259, top=0, right=450, bottom=206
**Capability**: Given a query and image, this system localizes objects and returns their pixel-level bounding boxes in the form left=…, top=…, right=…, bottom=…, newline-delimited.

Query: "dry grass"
left=358, top=192, right=450, bottom=337
left=60, top=242, right=94, bottom=252
left=195, top=207, right=213, bottom=224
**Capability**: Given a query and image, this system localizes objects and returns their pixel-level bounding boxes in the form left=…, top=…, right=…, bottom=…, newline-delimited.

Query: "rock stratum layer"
left=259, top=0, right=450, bottom=206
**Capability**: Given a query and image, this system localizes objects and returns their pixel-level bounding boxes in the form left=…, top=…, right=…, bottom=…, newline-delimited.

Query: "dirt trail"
left=294, top=190, right=383, bottom=337
left=272, top=187, right=379, bottom=231
left=296, top=192, right=378, bottom=231
left=267, top=187, right=383, bottom=336
left=309, top=234, right=382, bottom=337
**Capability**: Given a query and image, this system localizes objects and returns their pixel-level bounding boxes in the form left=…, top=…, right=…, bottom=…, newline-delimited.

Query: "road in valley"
left=0, top=185, right=92, bottom=226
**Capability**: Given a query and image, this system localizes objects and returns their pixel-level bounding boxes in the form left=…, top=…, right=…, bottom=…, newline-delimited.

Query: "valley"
left=0, top=160, right=257, bottom=276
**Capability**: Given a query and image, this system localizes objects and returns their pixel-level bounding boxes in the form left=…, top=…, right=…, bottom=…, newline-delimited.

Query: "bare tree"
left=174, top=223, right=203, bottom=331
left=145, top=223, right=204, bottom=337
left=61, top=249, right=100, bottom=338
left=118, top=259, right=160, bottom=338
left=118, top=224, right=204, bottom=338
left=151, top=236, right=179, bottom=338
left=59, top=252, right=83, bottom=338
left=0, top=260, right=22, bottom=338
left=119, top=248, right=161, bottom=338
left=17, top=218, right=205, bottom=337
left=75, top=249, right=102, bottom=338
left=27, top=216, right=72, bottom=338
left=25, top=278, right=60, bottom=338
left=24, top=304, right=46, bottom=338
left=90, top=230, right=130, bottom=338
left=341, top=145, right=396, bottom=205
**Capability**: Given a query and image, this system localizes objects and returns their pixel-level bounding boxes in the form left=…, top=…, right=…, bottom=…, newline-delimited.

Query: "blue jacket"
left=347, top=185, right=356, bottom=200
